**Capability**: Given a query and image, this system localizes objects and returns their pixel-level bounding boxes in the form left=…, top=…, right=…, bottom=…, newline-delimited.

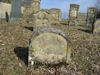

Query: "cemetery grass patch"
left=0, top=23, right=100, bottom=75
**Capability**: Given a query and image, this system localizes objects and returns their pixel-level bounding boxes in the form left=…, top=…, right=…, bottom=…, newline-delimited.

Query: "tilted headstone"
left=28, top=28, right=71, bottom=66
left=69, top=4, right=79, bottom=25
left=93, top=19, right=100, bottom=34
left=10, top=0, right=22, bottom=23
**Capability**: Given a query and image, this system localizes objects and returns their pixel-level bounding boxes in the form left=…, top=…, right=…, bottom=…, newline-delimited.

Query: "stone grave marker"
left=69, top=4, right=79, bottom=25
left=23, top=0, right=41, bottom=23
left=33, top=8, right=62, bottom=28
left=10, top=0, right=22, bottom=23
left=87, top=7, right=97, bottom=27
left=28, top=28, right=71, bottom=66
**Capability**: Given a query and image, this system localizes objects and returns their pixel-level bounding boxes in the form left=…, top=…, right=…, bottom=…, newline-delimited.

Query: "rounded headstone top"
left=31, top=27, right=68, bottom=40
left=29, top=27, right=70, bottom=64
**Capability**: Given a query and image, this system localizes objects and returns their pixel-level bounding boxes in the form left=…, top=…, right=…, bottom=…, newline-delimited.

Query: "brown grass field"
left=0, top=22, right=100, bottom=75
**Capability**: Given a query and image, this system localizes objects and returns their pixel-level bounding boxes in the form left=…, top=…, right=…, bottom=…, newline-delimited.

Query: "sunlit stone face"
left=70, top=9, right=77, bottom=17
left=29, top=32, right=67, bottom=64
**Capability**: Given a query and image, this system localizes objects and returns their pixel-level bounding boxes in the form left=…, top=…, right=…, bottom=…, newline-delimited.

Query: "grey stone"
left=10, top=0, right=22, bottom=22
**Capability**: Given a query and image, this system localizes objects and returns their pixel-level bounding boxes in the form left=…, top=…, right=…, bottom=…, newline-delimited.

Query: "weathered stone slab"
left=23, top=0, right=40, bottom=23
left=69, top=4, right=79, bottom=25
left=77, top=13, right=87, bottom=26
left=33, top=9, right=61, bottom=27
left=10, top=0, right=22, bottom=22
left=93, top=19, right=100, bottom=34
left=49, top=8, right=62, bottom=24
left=28, top=28, right=71, bottom=66
left=87, top=7, right=97, bottom=26
left=33, top=9, right=50, bottom=27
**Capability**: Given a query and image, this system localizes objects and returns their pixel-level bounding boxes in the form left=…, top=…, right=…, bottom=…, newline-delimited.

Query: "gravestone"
left=77, top=13, right=87, bottom=26
left=33, top=9, right=50, bottom=27
left=28, top=28, right=71, bottom=66
left=87, top=7, right=97, bottom=27
left=33, top=9, right=62, bottom=28
left=69, top=4, right=79, bottom=25
left=10, top=0, right=22, bottom=23
left=23, top=0, right=41, bottom=23
left=93, top=19, right=100, bottom=34
left=49, top=8, right=62, bottom=24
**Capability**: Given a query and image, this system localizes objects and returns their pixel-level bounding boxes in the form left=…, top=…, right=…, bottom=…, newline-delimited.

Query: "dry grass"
left=0, top=22, right=100, bottom=75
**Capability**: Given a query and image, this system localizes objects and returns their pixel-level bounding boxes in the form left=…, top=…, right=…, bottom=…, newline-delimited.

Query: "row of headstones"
left=9, top=1, right=97, bottom=27
left=8, top=0, right=71, bottom=65
left=9, top=0, right=62, bottom=25
left=69, top=4, right=100, bottom=34
left=9, top=0, right=71, bottom=65
left=69, top=4, right=97, bottom=26
left=9, top=0, right=100, bottom=34
left=22, top=0, right=62, bottom=27
left=28, top=3, right=99, bottom=66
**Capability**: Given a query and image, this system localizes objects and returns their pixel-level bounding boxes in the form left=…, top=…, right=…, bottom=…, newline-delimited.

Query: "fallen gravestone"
left=28, top=27, right=71, bottom=66
left=93, top=19, right=100, bottom=34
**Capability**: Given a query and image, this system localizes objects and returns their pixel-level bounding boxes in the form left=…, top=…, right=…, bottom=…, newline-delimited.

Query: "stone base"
left=9, top=18, right=22, bottom=23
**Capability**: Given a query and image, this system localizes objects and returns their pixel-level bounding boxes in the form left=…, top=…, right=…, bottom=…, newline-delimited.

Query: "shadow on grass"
left=24, top=26, right=34, bottom=31
left=78, top=29, right=92, bottom=33
left=14, top=47, right=70, bottom=69
left=14, top=47, right=29, bottom=66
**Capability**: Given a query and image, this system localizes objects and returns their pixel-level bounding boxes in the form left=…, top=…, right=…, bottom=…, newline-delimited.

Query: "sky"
left=40, top=0, right=97, bottom=19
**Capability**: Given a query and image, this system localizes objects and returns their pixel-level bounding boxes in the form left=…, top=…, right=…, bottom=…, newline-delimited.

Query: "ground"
left=0, top=22, right=100, bottom=75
